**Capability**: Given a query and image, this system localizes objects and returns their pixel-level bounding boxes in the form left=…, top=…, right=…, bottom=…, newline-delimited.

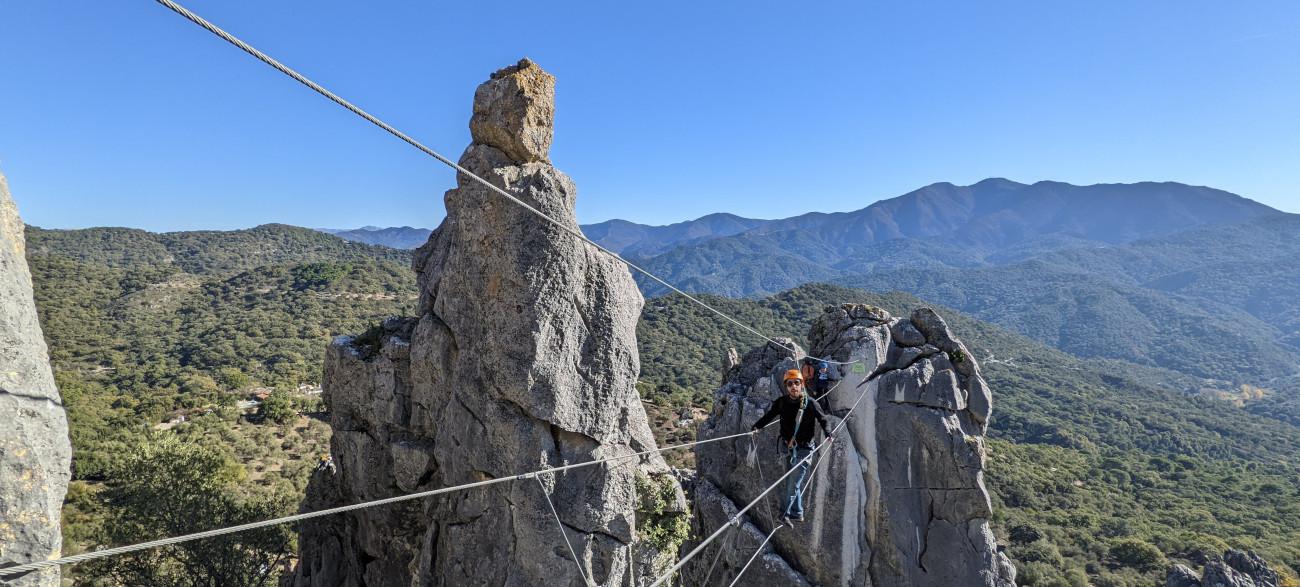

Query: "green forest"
left=28, top=225, right=415, bottom=585
left=26, top=225, right=1300, bottom=586
left=636, top=284, right=1300, bottom=586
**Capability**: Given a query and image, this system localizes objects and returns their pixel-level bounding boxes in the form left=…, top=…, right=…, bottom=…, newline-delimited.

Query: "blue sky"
left=1, top=1, right=1298, bottom=231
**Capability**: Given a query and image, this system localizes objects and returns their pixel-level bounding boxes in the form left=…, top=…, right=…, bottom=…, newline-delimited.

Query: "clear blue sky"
left=2, top=1, right=1298, bottom=231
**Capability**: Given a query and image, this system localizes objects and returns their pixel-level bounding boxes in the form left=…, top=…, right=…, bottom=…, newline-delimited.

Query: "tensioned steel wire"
left=648, top=370, right=876, bottom=587
left=727, top=424, right=836, bottom=586
left=723, top=374, right=848, bottom=585
left=0, top=1, right=874, bottom=580
left=151, top=0, right=801, bottom=357
left=727, top=525, right=783, bottom=587
left=0, top=425, right=772, bottom=578
left=536, top=473, right=595, bottom=587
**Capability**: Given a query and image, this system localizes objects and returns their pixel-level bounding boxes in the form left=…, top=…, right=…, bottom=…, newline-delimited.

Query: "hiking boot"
left=781, top=515, right=794, bottom=527
left=792, top=514, right=805, bottom=522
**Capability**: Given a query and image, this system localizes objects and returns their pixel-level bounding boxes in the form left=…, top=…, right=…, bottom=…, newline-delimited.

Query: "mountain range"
left=23, top=178, right=1300, bottom=583
left=317, top=226, right=433, bottom=250
left=325, top=179, right=1281, bottom=256
left=321, top=179, right=1300, bottom=407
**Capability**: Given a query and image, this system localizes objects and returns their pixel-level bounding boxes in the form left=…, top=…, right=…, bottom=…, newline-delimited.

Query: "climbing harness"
left=788, top=393, right=808, bottom=454
left=698, top=373, right=854, bottom=586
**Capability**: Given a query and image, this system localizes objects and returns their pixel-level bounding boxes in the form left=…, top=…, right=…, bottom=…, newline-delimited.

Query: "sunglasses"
left=784, top=380, right=803, bottom=387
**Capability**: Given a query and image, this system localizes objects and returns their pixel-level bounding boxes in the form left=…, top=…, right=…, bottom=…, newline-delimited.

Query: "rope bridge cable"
left=0, top=3, right=878, bottom=580
left=536, top=473, right=595, bottom=587
left=727, top=425, right=834, bottom=586
left=649, top=367, right=877, bottom=587
left=0, top=424, right=772, bottom=578
left=151, top=0, right=800, bottom=356
left=697, top=522, right=739, bottom=586
left=727, top=524, right=784, bottom=587
left=723, top=373, right=848, bottom=584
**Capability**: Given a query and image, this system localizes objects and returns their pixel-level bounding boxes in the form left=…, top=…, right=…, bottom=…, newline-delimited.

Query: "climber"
left=801, top=357, right=834, bottom=408
left=751, top=369, right=833, bottom=524
left=316, top=454, right=336, bottom=475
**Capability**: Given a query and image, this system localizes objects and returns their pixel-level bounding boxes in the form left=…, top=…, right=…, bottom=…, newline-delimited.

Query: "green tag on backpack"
left=851, top=363, right=866, bottom=374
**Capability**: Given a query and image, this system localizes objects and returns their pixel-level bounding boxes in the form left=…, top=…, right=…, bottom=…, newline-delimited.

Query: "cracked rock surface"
left=682, top=304, right=1016, bottom=586
left=288, top=60, right=680, bottom=587
left=1, top=171, right=71, bottom=587
left=1165, top=549, right=1281, bottom=587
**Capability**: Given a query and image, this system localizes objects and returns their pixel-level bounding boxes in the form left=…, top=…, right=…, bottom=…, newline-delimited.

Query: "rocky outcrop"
left=0, top=172, right=71, bottom=587
left=289, top=59, right=683, bottom=586
left=682, top=304, right=1015, bottom=586
left=1166, top=550, right=1281, bottom=587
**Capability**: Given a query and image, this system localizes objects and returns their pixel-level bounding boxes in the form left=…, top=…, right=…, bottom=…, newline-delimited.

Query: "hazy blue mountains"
left=318, top=226, right=433, bottom=250
left=582, top=179, right=1300, bottom=412
left=621, top=179, right=1284, bottom=295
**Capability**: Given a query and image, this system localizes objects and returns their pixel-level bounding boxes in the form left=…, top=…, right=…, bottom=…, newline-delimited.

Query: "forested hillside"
left=637, top=284, right=1300, bottom=585
left=27, top=224, right=416, bottom=583
left=609, top=184, right=1300, bottom=430
left=28, top=224, right=1300, bottom=586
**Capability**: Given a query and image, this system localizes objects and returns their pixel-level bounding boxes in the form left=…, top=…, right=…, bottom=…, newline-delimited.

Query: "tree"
left=217, top=367, right=251, bottom=391
left=1109, top=538, right=1166, bottom=572
left=84, top=436, right=293, bottom=587
left=260, top=389, right=296, bottom=425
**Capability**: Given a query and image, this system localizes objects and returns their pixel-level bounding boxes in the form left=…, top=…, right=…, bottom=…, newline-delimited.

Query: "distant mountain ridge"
left=627, top=179, right=1284, bottom=294
left=318, top=226, right=432, bottom=250
left=202, top=180, right=1300, bottom=402
left=323, top=179, right=1282, bottom=261
left=586, top=179, right=1299, bottom=415
left=318, top=213, right=770, bottom=253
left=580, top=212, right=771, bottom=256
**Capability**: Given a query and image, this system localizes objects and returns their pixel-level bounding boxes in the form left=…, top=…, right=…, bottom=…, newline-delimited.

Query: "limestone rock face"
left=1165, top=550, right=1281, bottom=587
left=682, top=304, right=1015, bottom=586
left=468, top=58, right=555, bottom=164
left=1166, top=565, right=1202, bottom=587
left=290, top=60, right=679, bottom=587
left=0, top=172, right=71, bottom=587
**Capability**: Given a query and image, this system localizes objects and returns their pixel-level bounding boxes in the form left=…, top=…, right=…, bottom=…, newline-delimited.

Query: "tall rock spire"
left=0, top=171, right=72, bottom=587
left=685, top=304, right=1016, bottom=586
left=290, top=59, right=682, bottom=586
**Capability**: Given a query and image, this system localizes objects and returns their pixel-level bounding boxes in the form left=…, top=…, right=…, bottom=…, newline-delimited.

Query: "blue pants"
left=783, top=446, right=813, bottom=518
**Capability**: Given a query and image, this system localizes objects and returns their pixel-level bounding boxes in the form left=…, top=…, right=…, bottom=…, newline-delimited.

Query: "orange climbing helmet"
left=782, top=369, right=804, bottom=383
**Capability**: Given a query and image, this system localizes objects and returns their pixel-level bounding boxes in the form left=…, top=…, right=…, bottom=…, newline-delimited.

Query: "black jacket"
left=752, top=394, right=831, bottom=447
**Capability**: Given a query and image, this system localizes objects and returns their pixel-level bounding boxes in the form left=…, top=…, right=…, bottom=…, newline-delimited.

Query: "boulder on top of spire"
left=469, top=57, right=556, bottom=164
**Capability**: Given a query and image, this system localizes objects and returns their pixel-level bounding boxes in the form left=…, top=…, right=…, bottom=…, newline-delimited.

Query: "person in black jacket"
left=751, top=368, right=834, bottom=523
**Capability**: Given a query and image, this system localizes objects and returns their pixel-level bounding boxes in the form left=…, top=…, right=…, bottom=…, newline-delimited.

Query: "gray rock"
left=469, top=58, right=555, bottom=164
left=0, top=172, right=71, bottom=587
left=722, top=348, right=741, bottom=385
left=910, top=308, right=979, bottom=378
left=290, top=60, right=679, bottom=586
left=686, top=479, right=811, bottom=586
left=1167, top=564, right=1202, bottom=587
left=685, top=304, right=1015, bottom=586
left=1224, top=550, right=1278, bottom=587
left=890, top=319, right=927, bottom=348
left=1171, top=550, right=1282, bottom=587
left=966, top=374, right=993, bottom=429
left=886, top=343, right=939, bottom=371
left=1203, top=561, right=1259, bottom=587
